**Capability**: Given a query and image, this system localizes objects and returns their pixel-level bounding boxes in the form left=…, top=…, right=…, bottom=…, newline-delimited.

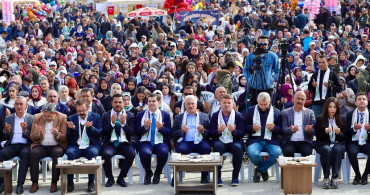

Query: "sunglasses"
left=184, top=93, right=193, bottom=96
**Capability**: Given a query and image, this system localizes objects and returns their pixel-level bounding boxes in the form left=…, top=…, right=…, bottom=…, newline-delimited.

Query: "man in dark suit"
left=174, top=86, right=204, bottom=117
left=245, top=92, right=282, bottom=183
left=65, top=100, right=102, bottom=193
left=136, top=94, right=171, bottom=185
left=0, top=96, right=34, bottom=194
left=281, top=91, right=316, bottom=157
left=172, top=95, right=211, bottom=183
left=210, top=94, right=245, bottom=186
left=69, top=88, right=105, bottom=117
left=10, top=91, right=39, bottom=115
left=346, top=93, right=370, bottom=185
left=39, top=90, right=69, bottom=116
left=101, top=94, right=135, bottom=187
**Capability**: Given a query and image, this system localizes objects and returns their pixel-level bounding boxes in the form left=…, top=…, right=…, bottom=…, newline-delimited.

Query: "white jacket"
left=0, top=36, right=6, bottom=55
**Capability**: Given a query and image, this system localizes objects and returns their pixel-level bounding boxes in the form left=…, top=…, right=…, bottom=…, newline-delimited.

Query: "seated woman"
left=314, top=97, right=345, bottom=189
left=276, top=84, right=294, bottom=109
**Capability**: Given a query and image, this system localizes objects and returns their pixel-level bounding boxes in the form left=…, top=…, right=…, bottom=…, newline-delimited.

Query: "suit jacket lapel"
left=10, top=115, right=15, bottom=141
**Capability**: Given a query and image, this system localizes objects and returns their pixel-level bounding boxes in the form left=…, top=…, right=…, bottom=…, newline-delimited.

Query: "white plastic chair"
left=200, top=91, right=214, bottom=102
left=136, top=153, right=171, bottom=184
left=232, top=91, right=243, bottom=102
left=248, top=152, right=280, bottom=182
left=101, top=155, right=133, bottom=185
left=344, top=152, right=368, bottom=184
left=223, top=152, right=245, bottom=182
left=175, top=93, right=182, bottom=101
left=314, top=153, right=347, bottom=184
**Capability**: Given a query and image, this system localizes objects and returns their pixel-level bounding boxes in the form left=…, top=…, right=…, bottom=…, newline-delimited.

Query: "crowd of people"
left=0, top=0, right=369, bottom=194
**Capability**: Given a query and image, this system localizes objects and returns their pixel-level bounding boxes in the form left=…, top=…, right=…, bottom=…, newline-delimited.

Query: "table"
left=278, top=160, right=316, bottom=195
left=169, top=157, right=222, bottom=195
left=0, top=163, right=17, bottom=195
left=56, top=160, right=104, bottom=195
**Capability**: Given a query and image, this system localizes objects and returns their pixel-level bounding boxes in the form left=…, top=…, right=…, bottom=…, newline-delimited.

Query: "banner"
left=180, top=11, right=219, bottom=26
left=2, top=0, right=14, bottom=25
left=120, top=4, right=128, bottom=13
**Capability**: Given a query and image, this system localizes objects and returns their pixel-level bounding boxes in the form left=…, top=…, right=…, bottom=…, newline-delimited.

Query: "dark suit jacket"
left=245, top=105, right=282, bottom=146
left=172, top=112, right=210, bottom=143
left=39, top=102, right=69, bottom=116
left=11, top=105, right=39, bottom=115
left=209, top=110, right=245, bottom=141
left=345, top=110, right=370, bottom=144
left=314, top=115, right=345, bottom=148
left=136, top=110, right=172, bottom=149
left=4, top=113, right=34, bottom=147
left=70, top=102, right=106, bottom=117
left=173, top=100, right=204, bottom=117
left=67, top=112, right=102, bottom=150
left=102, top=110, right=135, bottom=147
left=281, top=107, right=316, bottom=145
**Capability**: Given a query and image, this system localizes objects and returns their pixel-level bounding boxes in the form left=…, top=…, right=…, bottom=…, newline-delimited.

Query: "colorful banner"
left=180, top=11, right=219, bottom=26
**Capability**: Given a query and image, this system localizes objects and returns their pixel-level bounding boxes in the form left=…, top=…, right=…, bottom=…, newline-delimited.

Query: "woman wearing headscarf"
left=137, top=74, right=156, bottom=92
left=66, top=77, right=79, bottom=100
left=277, top=84, right=294, bottom=109
left=338, top=51, right=350, bottom=71
left=27, top=68, right=40, bottom=85
left=101, top=83, right=122, bottom=111
left=114, top=72, right=126, bottom=90
left=206, top=75, right=218, bottom=93
left=122, top=92, right=138, bottom=118
left=28, top=85, right=47, bottom=108
left=336, top=77, right=355, bottom=117
left=124, top=76, right=137, bottom=96
left=345, top=65, right=358, bottom=83
left=58, top=85, right=72, bottom=105
left=233, top=75, right=246, bottom=92
left=74, top=25, right=85, bottom=42
left=96, top=77, right=110, bottom=100
left=106, top=71, right=115, bottom=85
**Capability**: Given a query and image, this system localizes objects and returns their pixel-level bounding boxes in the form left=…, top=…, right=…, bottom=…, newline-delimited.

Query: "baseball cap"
left=170, top=42, right=176, bottom=47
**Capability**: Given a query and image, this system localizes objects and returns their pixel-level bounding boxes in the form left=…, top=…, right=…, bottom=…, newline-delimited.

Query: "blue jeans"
left=262, top=29, right=271, bottom=36
left=312, top=104, right=324, bottom=118
left=65, top=146, right=99, bottom=182
left=247, top=140, right=281, bottom=173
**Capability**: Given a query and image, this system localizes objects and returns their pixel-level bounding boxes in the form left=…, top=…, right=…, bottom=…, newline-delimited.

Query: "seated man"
left=346, top=92, right=370, bottom=185
left=207, top=86, right=227, bottom=118
left=281, top=91, right=315, bottom=157
left=136, top=93, right=171, bottom=185
left=29, top=103, right=67, bottom=193
left=245, top=92, right=282, bottom=183
left=101, top=94, right=135, bottom=187
left=172, top=95, right=211, bottom=183
left=173, top=86, right=204, bottom=116
left=66, top=100, right=102, bottom=192
left=210, top=94, right=245, bottom=186
left=0, top=96, right=33, bottom=194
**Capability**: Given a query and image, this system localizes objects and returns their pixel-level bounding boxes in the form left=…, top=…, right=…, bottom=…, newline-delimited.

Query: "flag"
left=108, top=6, right=114, bottom=15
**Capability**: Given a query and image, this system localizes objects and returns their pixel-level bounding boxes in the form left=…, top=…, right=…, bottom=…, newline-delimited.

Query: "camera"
left=249, top=41, right=268, bottom=74
left=279, top=38, right=289, bottom=55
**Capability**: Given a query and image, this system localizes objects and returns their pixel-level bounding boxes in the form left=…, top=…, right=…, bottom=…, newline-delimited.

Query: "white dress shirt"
left=41, top=121, right=58, bottom=146
left=110, top=110, right=127, bottom=142
left=11, top=113, right=28, bottom=144
left=290, top=109, right=305, bottom=141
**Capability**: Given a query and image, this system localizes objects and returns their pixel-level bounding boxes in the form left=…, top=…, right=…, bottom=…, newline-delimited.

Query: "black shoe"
left=16, top=183, right=23, bottom=194
left=353, top=175, right=361, bottom=185
left=67, top=182, right=74, bottom=193
left=152, top=172, right=161, bottom=184
left=116, top=178, right=127, bottom=187
left=260, top=170, right=269, bottom=181
left=87, top=180, right=95, bottom=192
left=253, top=168, right=261, bottom=183
left=200, top=176, right=210, bottom=184
left=105, top=177, right=115, bottom=187
left=144, top=171, right=153, bottom=185
left=361, top=174, right=368, bottom=185
left=0, top=180, right=4, bottom=194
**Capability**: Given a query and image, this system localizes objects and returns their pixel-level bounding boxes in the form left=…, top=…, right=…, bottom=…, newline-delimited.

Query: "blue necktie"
left=360, top=113, right=364, bottom=124
left=150, top=113, right=156, bottom=146
left=114, top=112, right=120, bottom=147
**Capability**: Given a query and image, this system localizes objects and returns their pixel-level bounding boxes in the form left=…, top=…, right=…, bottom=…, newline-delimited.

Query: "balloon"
left=50, top=1, right=55, bottom=6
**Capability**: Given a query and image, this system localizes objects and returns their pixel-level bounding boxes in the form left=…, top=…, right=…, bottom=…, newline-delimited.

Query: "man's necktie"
left=150, top=113, right=156, bottom=146
left=360, top=113, right=364, bottom=124
left=114, top=112, right=120, bottom=147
